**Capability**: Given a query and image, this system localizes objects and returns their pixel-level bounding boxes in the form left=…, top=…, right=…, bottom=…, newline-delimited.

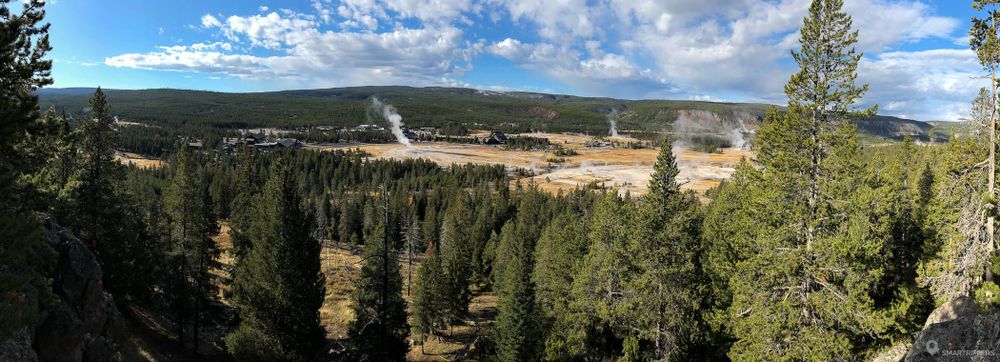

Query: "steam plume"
left=608, top=110, right=620, bottom=138
left=371, top=97, right=412, bottom=148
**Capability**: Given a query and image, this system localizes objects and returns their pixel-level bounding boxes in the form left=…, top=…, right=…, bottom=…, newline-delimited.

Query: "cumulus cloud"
left=106, top=0, right=975, bottom=120
left=858, top=49, right=982, bottom=121
left=107, top=10, right=477, bottom=87
left=489, top=38, right=668, bottom=97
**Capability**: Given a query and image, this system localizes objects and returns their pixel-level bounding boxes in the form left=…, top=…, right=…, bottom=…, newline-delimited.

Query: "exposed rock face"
left=0, top=216, right=124, bottom=362
left=904, top=296, right=1000, bottom=362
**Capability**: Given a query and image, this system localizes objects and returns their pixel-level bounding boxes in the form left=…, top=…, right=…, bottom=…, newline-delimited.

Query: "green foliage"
left=971, top=0, right=1000, bottom=70
left=701, top=1, right=931, bottom=359
left=164, top=143, right=220, bottom=348
left=918, top=89, right=993, bottom=304
left=348, top=196, right=410, bottom=361
left=532, top=212, right=589, bottom=360
left=411, top=249, right=446, bottom=346
left=0, top=0, right=57, bottom=338
left=226, top=160, right=327, bottom=361
left=490, top=191, right=549, bottom=360
left=974, top=281, right=1000, bottom=309
left=438, top=194, right=474, bottom=322
left=494, top=218, right=542, bottom=361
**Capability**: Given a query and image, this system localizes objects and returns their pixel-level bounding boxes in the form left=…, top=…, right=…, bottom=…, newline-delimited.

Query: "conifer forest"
left=2, top=0, right=1000, bottom=361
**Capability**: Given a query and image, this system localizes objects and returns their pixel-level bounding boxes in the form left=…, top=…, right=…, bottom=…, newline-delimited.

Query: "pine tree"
left=0, top=1, right=56, bottom=337
left=628, top=138, right=705, bottom=359
left=411, top=248, right=445, bottom=351
left=532, top=212, right=589, bottom=360
left=971, top=0, right=1000, bottom=283
left=493, top=219, right=541, bottom=361
left=717, top=0, right=912, bottom=359
left=226, top=160, right=327, bottom=361
left=164, top=143, right=217, bottom=351
left=228, top=146, right=258, bottom=260
left=65, top=87, right=155, bottom=300
left=438, top=194, right=473, bottom=323
left=16, top=107, right=78, bottom=213
left=919, top=88, right=995, bottom=304
left=348, top=192, right=410, bottom=361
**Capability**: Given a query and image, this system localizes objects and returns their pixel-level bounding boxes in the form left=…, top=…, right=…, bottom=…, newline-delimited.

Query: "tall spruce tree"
left=226, top=160, right=327, bottom=361
left=411, top=245, right=446, bottom=352
left=717, top=0, right=913, bottom=359
left=164, top=143, right=217, bottom=351
left=348, top=192, right=410, bottom=361
left=532, top=212, right=589, bottom=360
left=970, top=0, right=1000, bottom=283
left=438, top=194, right=473, bottom=323
left=493, top=219, right=542, bottom=361
left=68, top=87, right=154, bottom=300
left=0, top=0, right=56, bottom=338
left=629, top=138, right=705, bottom=359
left=228, top=146, right=258, bottom=260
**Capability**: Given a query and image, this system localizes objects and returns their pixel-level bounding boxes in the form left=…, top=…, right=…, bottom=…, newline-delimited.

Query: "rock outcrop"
left=0, top=216, right=124, bottom=362
left=904, top=296, right=1000, bottom=362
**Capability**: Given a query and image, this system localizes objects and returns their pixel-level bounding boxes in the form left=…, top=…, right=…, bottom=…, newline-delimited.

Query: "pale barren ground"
left=310, top=134, right=749, bottom=197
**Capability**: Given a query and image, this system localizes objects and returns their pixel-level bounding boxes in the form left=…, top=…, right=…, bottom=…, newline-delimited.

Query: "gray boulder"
left=905, top=296, right=1000, bottom=362
left=0, top=216, right=125, bottom=362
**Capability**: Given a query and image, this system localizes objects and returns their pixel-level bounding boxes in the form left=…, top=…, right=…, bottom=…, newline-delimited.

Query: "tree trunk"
left=988, top=56, right=997, bottom=283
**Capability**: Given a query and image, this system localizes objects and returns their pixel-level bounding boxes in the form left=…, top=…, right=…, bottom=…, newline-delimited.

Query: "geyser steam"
left=371, top=97, right=412, bottom=148
left=608, top=110, right=620, bottom=138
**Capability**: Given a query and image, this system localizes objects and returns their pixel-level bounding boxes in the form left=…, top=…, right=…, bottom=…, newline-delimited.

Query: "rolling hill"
left=38, top=86, right=945, bottom=141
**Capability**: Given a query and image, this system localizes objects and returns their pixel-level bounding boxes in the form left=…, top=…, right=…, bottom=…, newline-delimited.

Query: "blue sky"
left=34, top=0, right=982, bottom=121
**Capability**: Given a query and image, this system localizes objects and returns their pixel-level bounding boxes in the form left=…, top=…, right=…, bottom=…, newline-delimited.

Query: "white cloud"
left=200, top=14, right=222, bottom=28
left=489, top=38, right=668, bottom=97
left=106, top=0, right=974, bottom=120
left=107, top=10, right=478, bottom=87
left=859, top=48, right=982, bottom=121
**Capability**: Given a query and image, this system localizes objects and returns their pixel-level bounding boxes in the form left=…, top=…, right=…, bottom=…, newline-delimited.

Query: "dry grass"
left=318, top=242, right=496, bottom=360
left=320, top=243, right=363, bottom=340
left=115, top=151, right=166, bottom=169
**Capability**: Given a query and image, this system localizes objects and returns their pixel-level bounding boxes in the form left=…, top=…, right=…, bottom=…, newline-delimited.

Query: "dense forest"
left=3, top=0, right=999, bottom=361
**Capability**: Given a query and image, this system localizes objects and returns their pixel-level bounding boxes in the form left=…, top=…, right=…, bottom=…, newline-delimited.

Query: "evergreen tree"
left=68, top=87, right=154, bottom=300
left=438, top=194, right=473, bottom=322
left=338, top=198, right=361, bottom=244
left=229, top=146, right=258, bottom=259
left=348, top=193, right=410, bottom=361
left=493, top=219, right=541, bottom=361
left=226, top=160, right=327, bottom=361
left=970, top=0, right=1000, bottom=283
left=16, top=107, right=78, bottom=213
left=411, top=247, right=446, bottom=352
left=629, top=138, right=706, bottom=359
left=164, top=143, right=217, bottom=351
left=919, top=88, right=995, bottom=303
left=532, top=212, right=589, bottom=360
left=715, top=1, right=915, bottom=359
left=0, top=0, right=56, bottom=338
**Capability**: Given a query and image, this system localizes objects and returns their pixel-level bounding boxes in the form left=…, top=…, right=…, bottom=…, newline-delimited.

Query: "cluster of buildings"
left=476, top=131, right=509, bottom=145
left=221, top=131, right=303, bottom=152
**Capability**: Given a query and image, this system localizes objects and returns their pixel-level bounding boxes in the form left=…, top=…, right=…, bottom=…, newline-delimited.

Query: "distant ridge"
left=38, top=86, right=941, bottom=141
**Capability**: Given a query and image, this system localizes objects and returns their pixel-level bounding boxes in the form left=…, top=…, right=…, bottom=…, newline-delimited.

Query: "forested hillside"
left=38, top=86, right=942, bottom=141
